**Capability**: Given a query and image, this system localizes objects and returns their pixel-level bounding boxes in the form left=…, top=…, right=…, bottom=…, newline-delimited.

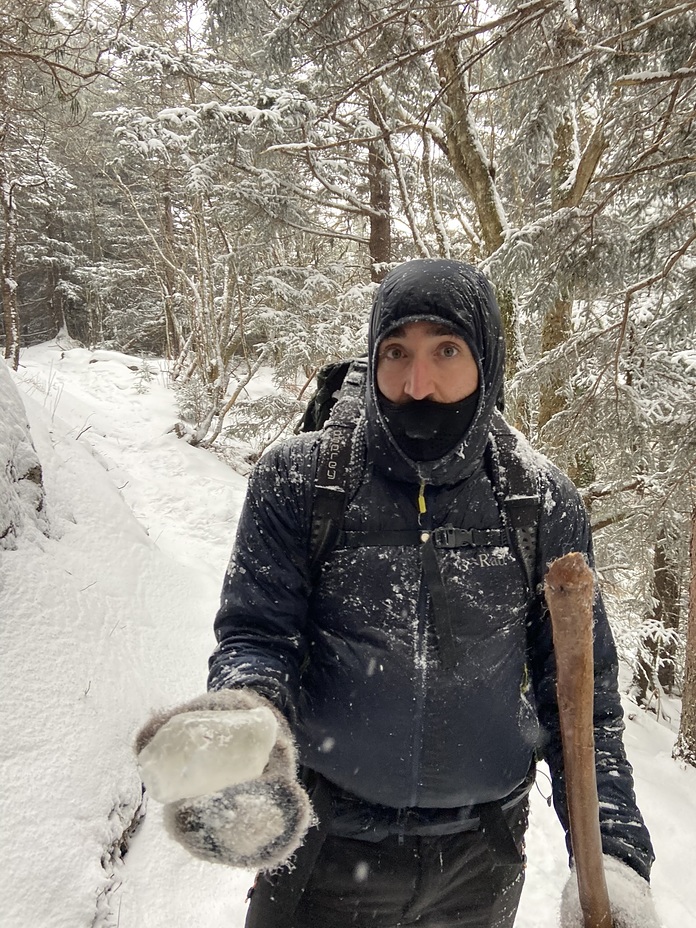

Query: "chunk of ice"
left=138, top=707, right=278, bottom=803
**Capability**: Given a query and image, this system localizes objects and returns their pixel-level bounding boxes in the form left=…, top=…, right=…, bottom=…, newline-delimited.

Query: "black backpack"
left=299, top=359, right=541, bottom=607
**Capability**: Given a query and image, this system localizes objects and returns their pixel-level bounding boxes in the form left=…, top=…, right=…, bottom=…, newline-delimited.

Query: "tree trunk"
left=652, top=531, right=681, bottom=691
left=538, top=105, right=607, bottom=474
left=495, top=285, right=531, bottom=434
left=432, top=41, right=505, bottom=255
left=632, top=528, right=682, bottom=704
left=1, top=171, right=20, bottom=370
left=367, top=101, right=391, bottom=282
left=537, top=296, right=572, bottom=432
left=161, top=186, right=183, bottom=358
left=673, top=508, right=696, bottom=766
left=537, top=110, right=576, bottom=439
left=421, top=129, right=450, bottom=259
left=47, top=212, right=69, bottom=338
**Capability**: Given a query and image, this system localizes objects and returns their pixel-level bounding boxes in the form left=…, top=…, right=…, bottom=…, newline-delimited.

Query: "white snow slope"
left=1, top=343, right=694, bottom=928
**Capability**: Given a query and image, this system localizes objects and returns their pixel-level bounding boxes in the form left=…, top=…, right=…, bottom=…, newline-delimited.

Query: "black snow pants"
left=244, top=796, right=528, bottom=928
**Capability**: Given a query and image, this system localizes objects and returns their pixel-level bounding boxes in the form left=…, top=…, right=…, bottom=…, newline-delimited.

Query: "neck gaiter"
left=379, top=390, right=480, bottom=462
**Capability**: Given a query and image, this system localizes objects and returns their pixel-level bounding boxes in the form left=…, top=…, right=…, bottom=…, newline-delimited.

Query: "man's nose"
left=404, top=357, right=435, bottom=400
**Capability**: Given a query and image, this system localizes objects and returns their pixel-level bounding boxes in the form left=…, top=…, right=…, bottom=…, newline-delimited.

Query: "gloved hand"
left=134, top=689, right=314, bottom=871
left=560, top=855, right=661, bottom=928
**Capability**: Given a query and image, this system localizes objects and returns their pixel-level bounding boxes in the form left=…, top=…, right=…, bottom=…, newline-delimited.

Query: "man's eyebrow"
left=382, top=323, right=461, bottom=339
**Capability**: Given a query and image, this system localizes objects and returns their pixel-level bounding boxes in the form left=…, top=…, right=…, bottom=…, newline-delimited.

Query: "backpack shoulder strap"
left=308, top=360, right=367, bottom=575
left=489, top=427, right=542, bottom=596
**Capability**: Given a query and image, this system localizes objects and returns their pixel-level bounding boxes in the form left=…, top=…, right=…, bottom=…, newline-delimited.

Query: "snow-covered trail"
left=3, top=344, right=252, bottom=928
left=3, top=343, right=695, bottom=927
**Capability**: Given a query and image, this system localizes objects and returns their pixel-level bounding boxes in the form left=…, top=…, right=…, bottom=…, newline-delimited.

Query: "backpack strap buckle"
left=430, top=526, right=508, bottom=548
left=431, top=525, right=461, bottom=548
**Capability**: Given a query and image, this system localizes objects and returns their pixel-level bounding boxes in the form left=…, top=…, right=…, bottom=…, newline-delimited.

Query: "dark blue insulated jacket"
left=209, top=260, right=654, bottom=879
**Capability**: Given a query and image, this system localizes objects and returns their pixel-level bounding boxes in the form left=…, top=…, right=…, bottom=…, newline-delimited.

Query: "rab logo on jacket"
left=476, top=547, right=513, bottom=568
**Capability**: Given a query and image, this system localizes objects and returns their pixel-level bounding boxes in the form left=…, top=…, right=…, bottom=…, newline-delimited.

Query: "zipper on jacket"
left=408, top=479, right=430, bottom=808
left=417, top=479, right=427, bottom=517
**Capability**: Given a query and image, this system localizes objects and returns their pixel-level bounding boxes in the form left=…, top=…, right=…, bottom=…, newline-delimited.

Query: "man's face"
left=376, top=320, right=479, bottom=404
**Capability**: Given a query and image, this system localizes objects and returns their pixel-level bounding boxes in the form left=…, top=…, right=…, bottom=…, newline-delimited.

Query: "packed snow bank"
left=0, top=359, right=47, bottom=546
left=1, top=342, right=695, bottom=928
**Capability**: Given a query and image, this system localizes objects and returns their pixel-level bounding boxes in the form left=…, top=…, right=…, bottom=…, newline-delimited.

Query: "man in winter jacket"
left=136, top=260, right=658, bottom=928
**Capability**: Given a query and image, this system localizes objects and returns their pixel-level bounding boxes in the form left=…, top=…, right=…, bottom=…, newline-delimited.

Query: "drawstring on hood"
left=365, top=259, right=506, bottom=485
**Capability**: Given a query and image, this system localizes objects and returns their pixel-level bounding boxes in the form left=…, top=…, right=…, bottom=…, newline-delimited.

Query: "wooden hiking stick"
left=544, top=553, right=613, bottom=928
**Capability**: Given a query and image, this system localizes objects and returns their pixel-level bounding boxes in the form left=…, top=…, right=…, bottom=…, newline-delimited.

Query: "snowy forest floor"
left=1, top=341, right=695, bottom=928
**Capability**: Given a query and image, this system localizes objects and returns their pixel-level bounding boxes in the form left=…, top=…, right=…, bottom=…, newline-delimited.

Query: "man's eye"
left=440, top=344, right=459, bottom=358
left=382, top=346, right=404, bottom=360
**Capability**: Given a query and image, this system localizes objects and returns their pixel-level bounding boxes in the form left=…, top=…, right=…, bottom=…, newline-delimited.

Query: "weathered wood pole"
left=545, top=552, right=613, bottom=928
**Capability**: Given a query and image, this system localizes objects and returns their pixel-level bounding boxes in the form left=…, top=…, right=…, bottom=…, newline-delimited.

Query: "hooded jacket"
left=209, top=260, right=654, bottom=879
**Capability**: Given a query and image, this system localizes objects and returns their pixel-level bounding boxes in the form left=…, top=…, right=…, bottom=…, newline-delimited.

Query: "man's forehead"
left=383, top=321, right=463, bottom=340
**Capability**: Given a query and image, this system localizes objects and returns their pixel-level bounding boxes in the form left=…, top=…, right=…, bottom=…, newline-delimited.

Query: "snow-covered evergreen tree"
left=2, top=0, right=694, bottom=721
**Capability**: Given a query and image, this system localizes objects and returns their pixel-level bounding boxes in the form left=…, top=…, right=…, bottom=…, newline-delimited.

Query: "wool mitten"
left=135, top=689, right=314, bottom=871
left=560, top=855, right=661, bottom=928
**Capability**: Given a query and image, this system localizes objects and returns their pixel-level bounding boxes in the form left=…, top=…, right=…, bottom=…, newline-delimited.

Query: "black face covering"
left=379, top=390, right=480, bottom=462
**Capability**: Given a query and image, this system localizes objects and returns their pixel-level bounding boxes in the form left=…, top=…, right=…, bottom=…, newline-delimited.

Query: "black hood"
left=365, top=259, right=506, bottom=486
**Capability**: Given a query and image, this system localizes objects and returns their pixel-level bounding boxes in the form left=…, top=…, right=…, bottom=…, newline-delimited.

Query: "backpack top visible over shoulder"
left=296, top=360, right=363, bottom=434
